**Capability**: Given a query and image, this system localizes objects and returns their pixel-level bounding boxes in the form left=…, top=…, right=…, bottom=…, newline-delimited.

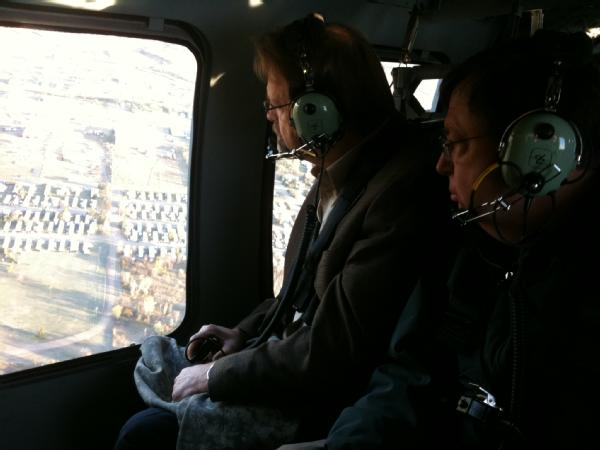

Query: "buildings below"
left=0, top=180, right=188, bottom=263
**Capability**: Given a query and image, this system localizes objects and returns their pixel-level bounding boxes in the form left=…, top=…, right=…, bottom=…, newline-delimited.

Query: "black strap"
left=291, top=145, right=395, bottom=326
left=248, top=204, right=319, bottom=348
left=290, top=175, right=368, bottom=315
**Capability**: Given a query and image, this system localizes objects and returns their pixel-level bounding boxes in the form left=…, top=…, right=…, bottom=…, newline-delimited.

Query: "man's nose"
left=266, top=109, right=277, bottom=123
left=435, top=152, right=452, bottom=175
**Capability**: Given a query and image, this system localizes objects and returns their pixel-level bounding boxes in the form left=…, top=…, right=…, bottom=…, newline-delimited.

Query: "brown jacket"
left=208, top=120, right=451, bottom=432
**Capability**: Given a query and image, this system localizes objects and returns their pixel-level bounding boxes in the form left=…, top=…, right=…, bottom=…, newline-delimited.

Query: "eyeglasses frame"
left=262, top=100, right=294, bottom=113
left=440, top=134, right=488, bottom=159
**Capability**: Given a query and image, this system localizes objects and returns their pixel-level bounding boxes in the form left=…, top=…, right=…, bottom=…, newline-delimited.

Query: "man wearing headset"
left=115, top=14, right=453, bottom=450
left=317, top=30, right=600, bottom=450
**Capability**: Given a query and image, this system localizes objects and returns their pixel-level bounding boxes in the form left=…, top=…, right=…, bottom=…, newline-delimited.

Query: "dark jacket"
left=207, top=118, right=453, bottom=437
left=326, top=183, right=600, bottom=449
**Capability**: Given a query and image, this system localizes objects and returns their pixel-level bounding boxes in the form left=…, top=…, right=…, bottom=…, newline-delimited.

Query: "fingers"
left=189, top=324, right=218, bottom=342
left=171, top=365, right=209, bottom=401
left=172, top=374, right=183, bottom=401
left=172, top=382, right=188, bottom=402
left=211, top=349, right=226, bottom=361
left=187, top=324, right=243, bottom=359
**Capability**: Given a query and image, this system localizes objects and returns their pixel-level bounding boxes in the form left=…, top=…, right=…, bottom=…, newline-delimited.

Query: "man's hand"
left=172, top=362, right=213, bottom=401
left=188, top=324, right=247, bottom=360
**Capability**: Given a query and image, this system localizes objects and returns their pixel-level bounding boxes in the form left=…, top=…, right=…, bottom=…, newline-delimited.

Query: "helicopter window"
left=0, top=25, right=197, bottom=375
left=414, top=78, right=443, bottom=112
left=271, top=159, right=313, bottom=294
left=381, top=60, right=443, bottom=114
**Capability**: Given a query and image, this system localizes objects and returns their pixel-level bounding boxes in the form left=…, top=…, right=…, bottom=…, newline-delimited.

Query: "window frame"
left=0, top=2, right=209, bottom=383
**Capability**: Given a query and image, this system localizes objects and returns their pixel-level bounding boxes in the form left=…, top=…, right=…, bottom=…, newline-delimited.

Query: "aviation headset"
left=497, top=60, right=582, bottom=197
left=285, top=14, right=343, bottom=148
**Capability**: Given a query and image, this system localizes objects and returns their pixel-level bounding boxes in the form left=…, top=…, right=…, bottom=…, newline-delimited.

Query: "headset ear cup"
left=499, top=110, right=580, bottom=196
left=290, top=91, right=342, bottom=144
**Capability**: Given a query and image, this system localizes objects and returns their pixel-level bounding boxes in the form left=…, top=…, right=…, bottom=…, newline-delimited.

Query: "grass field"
left=0, top=251, right=105, bottom=346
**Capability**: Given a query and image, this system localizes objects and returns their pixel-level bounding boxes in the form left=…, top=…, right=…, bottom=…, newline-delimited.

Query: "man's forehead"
left=267, top=70, right=287, bottom=87
left=266, top=72, right=289, bottom=98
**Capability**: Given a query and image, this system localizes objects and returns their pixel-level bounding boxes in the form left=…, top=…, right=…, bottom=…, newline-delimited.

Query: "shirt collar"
left=319, top=141, right=363, bottom=200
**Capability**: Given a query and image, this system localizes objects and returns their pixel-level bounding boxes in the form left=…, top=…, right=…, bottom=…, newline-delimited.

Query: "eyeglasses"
left=262, top=100, right=294, bottom=113
left=439, top=135, right=487, bottom=159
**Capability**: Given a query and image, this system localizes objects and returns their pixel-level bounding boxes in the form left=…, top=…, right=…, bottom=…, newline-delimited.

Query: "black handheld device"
left=185, top=336, right=222, bottom=364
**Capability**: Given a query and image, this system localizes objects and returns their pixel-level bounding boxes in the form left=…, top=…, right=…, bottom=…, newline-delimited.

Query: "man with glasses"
left=115, top=14, right=453, bottom=450
left=318, top=29, right=600, bottom=450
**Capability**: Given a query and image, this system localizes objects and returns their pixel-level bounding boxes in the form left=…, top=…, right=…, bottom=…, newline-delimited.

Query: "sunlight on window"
left=210, top=72, right=226, bottom=87
left=380, top=61, right=418, bottom=89
left=0, top=26, right=197, bottom=375
left=415, top=78, right=442, bottom=112
left=48, top=0, right=116, bottom=11
left=587, top=27, right=600, bottom=38
left=380, top=61, right=440, bottom=112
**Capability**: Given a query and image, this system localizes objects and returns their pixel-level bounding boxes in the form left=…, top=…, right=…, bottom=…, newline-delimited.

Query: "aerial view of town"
left=0, top=26, right=313, bottom=375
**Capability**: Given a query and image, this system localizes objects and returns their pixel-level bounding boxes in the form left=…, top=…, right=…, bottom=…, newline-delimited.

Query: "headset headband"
left=284, top=13, right=343, bottom=149
left=284, top=13, right=325, bottom=91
